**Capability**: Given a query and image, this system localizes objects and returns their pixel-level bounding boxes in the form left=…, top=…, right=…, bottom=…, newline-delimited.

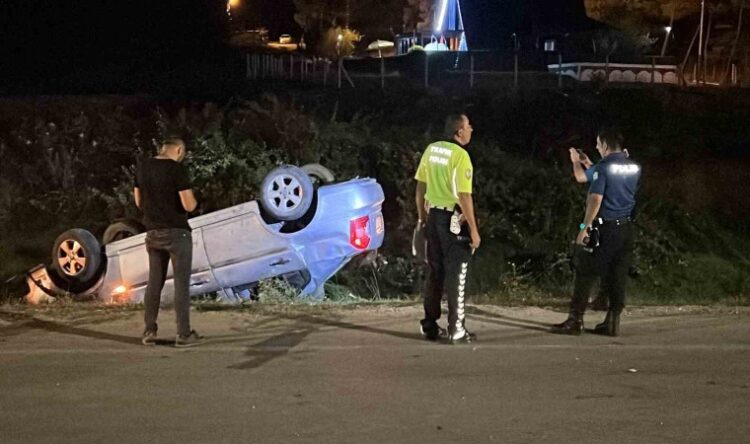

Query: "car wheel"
left=102, top=220, right=145, bottom=245
left=301, top=163, right=335, bottom=185
left=260, top=165, right=314, bottom=221
left=51, top=229, right=102, bottom=283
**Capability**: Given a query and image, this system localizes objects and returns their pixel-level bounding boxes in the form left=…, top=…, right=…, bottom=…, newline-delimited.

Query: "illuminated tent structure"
left=396, top=0, right=468, bottom=55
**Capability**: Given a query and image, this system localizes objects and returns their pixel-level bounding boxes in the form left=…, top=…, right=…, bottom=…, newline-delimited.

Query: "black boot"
left=589, top=293, right=609, bottom=312
left=551, top=313, right=583, bottom=335
left=593, top=309, right=621, bottom=336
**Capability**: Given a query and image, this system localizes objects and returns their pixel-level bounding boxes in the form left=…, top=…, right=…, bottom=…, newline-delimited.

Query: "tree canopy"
left=294, top=0, right=407, bottom=54
left=585, top=0, right=702, bottom=27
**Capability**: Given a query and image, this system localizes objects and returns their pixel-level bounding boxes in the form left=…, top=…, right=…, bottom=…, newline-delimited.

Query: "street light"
left=226, top=0, right=240, bottom=17
left=336, top=33, right=343, bottom=58
left=660, top=25, right=673, bottom=57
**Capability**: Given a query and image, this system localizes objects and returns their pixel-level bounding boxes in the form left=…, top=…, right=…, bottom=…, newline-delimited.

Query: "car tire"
left=301, top=163, right=335, bottom=185
left=102, top=220, right=145, bottom=245
left=51, top=229, right=102, bottom=284
left=260, top=165, right=314, bottom=221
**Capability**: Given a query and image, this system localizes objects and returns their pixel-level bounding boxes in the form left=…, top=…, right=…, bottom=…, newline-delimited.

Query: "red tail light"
left=350, top=216, right=371, bottom=250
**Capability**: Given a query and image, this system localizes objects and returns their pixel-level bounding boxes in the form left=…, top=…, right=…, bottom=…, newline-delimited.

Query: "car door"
left=191, top=201, right=307, bottom=291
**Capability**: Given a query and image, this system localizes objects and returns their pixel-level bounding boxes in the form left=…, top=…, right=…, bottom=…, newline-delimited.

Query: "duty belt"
left=595, top=217, right=631, bottom=226
left=430, top=205, right=455, bottom=212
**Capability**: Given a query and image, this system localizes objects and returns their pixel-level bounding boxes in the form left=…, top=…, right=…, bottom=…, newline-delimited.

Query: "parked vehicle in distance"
left=25, top=164, right=385, bottom=304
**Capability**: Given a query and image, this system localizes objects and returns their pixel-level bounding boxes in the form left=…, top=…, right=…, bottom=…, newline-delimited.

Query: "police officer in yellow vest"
left=414, top=114, right=481, bottom=344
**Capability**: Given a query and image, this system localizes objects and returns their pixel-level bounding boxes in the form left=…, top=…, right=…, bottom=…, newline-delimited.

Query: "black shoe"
left=420, top=322, right=447, bottom=341
left=448, top=328, right=476, bottom=345
left=550, top=318, right=583, bottom=335
left=175, top=330, right=205, bottom=348
left=593, top=311, right=621, bottom=337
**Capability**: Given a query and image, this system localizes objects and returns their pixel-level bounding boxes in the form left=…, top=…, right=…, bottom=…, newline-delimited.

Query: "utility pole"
left=698, top=0, right=706, bottom=83
left=345, top=0, right=350, bottom=28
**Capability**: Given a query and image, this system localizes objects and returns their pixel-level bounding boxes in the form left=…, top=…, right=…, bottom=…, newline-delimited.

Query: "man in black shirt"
left=134, top=138, right=203, bottom=347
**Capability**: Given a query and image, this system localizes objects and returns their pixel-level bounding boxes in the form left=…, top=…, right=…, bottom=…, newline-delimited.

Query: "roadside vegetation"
left=1, top=85, right=749, bottom=306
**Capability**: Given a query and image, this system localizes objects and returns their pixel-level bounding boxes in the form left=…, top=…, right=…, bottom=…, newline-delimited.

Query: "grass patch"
left=630, top=254, right=750, bottom=305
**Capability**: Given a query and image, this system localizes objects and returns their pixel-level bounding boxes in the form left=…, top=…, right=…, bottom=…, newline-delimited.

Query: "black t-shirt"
left=135, top=157, right=192, bottom=231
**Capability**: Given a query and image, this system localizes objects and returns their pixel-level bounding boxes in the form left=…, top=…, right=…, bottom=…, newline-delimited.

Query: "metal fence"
left=243, top=49, right=747, bottom=90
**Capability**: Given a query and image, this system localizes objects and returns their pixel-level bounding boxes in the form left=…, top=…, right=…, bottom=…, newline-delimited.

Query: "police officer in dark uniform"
left=553, top=128, right=641, bottom=336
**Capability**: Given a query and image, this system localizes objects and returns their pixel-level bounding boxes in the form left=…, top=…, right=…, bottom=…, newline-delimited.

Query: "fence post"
left=558, top=53, right=563, bottom=89
left=651, top=56, right=656, bottom=83
left=514, top=51, right=519, bottom=89
left=323, top=59, right=329, bottom=86
left=469, top=52, right=475, bottom=88
left=338, top=58, right=342, bottom=89
left=245, top=54, right=250, bottom=78
left=424, top=52, right=429, bottom=89
left=380, top=57, right=385, bottom=90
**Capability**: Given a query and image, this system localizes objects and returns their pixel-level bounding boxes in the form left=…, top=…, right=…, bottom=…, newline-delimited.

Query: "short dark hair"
left=597, top=127, right=623, bottom=151
left=444, top=114, right=467, bottom=139
left=161, top=137, right=185, bottom=151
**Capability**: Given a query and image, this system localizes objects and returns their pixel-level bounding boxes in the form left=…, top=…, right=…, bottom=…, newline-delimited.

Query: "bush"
left=1, top=90, right=748, bottom=305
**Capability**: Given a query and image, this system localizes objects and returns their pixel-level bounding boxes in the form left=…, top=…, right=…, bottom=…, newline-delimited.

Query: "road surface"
left=1, top=304, right=748, bottom=443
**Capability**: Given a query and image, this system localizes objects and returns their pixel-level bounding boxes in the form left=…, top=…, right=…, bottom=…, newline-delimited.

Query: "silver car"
left=26, top=164, right=385, bottom=304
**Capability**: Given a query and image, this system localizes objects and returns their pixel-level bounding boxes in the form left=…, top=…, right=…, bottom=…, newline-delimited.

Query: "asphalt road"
left=1, top=304, right=748, bottom=443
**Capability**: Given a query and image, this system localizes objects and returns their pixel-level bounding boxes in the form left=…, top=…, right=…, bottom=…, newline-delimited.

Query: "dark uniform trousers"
left=423, top=208, right=473, bottom=333
left=571, top=222, right=634, bottom=316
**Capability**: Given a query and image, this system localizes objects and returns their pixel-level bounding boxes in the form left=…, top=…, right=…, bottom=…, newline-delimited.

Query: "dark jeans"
left=144, top=228, right=193, bottom=337
left=570, top=223, right=634, bottom=315
left=422, top=208, right=473, bottom=334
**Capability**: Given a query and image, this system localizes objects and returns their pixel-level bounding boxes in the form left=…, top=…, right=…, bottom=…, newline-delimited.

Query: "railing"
left=243, top=50, right=745, bottom=90
left=546, top=61, right=679, bottom=85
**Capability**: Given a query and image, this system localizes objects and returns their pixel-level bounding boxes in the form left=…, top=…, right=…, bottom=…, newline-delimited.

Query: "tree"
left=317, top=26, right=362, bottom=58
left=294, top=0, right=348, bottom=31
left=403, top=0, right=433, bottom=33
left=584, top=1, right=702, bottom=55
left=585, top=1, right=701, bottom=26
left=295, top=0, right=407, bottom=54
left=350, top=0, right=407, bottom=41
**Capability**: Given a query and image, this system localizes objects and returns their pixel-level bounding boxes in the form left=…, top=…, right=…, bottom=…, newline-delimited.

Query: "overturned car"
left=26, top=164, right=385, bottom=304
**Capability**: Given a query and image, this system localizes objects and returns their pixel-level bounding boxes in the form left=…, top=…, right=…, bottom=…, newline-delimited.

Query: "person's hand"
left=568, top=147, right=579, bottom=164
left=416, top=218, right=426, bottom=229
left=578, top=150, right=591, bottom=165
left=575, top=228, right=588, bottom=246
left=470, top=228, right=481, bottom=250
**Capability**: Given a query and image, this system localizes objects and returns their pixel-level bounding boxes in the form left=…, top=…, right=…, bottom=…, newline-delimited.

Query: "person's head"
left=595, top=127, right=624, bottom=158
left=160, top=138, right=187, bottom=162
left=444, top=114, right=473, bottom=146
